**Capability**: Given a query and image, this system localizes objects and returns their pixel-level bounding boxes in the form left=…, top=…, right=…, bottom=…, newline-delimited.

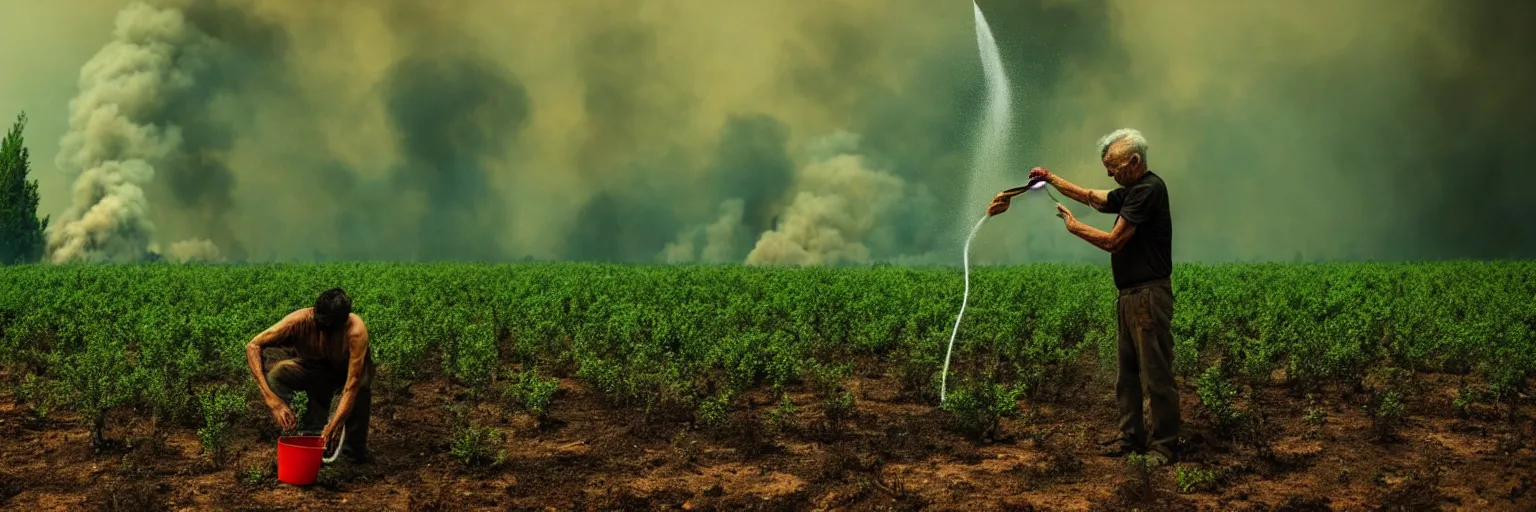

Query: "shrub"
left=941, top=380, right=1023, bottom=442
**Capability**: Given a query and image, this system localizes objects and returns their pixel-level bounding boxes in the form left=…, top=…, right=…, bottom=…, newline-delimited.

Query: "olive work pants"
left=1115, top=278, right=1180, bottom=457
left=262, top=348, right=374, bottom=458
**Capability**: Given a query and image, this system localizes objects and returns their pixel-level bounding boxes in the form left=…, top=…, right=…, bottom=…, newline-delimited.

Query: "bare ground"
left=1, top=365, right=1533, bottom=511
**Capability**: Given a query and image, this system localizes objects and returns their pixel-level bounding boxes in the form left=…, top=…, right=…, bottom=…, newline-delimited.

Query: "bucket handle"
left=321, top=425, right=346, bottom=464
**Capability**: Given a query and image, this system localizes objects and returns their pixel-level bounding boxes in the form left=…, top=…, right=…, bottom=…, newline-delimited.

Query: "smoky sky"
left=18, top=0, right=1536, bottom=265
left=710, top=114, right=795, bottom=239
left=382, top=54, right=529, bottom=261
left=156, top=0, right=290, bottom=261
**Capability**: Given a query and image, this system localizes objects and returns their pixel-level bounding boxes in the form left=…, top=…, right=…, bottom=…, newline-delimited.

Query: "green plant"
left=1302, top=393, right=1327, bottom=426
left=452, top=322, right=499, bottom=389
left=1196, top=363, right=1242, bottom=430
left=289, top=391, right=309, bottom=427
left=236, top=462, right=268, bottom=485
left=501, top=367, right=560, bottom=421
left=695, top=390, right=733, bottom=429
left=1452, top=386, right=1480, bottom=417
left=1303, top=407, right=1327, bottom=426
left=449, top=425, right=507, bottom=468
left=1175, top=465, right=1219, bottom=493
left=767, top=393, right=797, bottom=431
left=16, top=372, right=62, bottom=425
left=824, top=390, right=855, bottom=428
left=940, top=381, right=1023, bottom=442
left=1125, top=453, right=1157, bottom=491
left=196, top=385, right=248, bottom=465
left=58, top=341, right=134, bottom=451
left=1372, top=390, right=1405, bottom=441
left=804, top=360, right=852, bottom=398
left=1, top=259, right=1535, bottom=480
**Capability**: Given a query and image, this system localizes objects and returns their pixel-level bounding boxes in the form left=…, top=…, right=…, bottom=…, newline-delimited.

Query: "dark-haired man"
left=245, top=287, right=375, bottom=462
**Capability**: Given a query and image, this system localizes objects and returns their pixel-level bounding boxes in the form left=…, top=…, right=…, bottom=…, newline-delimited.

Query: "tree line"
left=0, top=111, right=47, bottom=265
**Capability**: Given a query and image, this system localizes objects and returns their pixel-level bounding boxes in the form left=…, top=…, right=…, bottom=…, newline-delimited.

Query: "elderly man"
left=988, top=128, right=1178, bottom=464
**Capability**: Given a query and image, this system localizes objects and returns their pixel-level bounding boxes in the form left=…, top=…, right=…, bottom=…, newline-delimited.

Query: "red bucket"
left=276, top=436, right=326, bottom=485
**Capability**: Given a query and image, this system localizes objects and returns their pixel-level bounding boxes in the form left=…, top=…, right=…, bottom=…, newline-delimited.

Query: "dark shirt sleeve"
left=1097, top=187, right=1127, bottom=214
left=1116, top=184, right=1158, bottom=225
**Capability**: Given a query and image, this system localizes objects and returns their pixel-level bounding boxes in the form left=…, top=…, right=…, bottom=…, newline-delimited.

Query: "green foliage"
left=767, top=393, right=797, bottom=431
left=940, top=380, right=1024, bottom=441
left=500, top=368, right=559, bottom=418
left=196, top=384, right=248, bottom=465
left=57, top=338, right=134, bottom=450
left=449, top=425, right=507, bottom=468
left=695, top=389, right=733, bottom=428
left=1196, top=363, right=1242, bottom=430
left=237, top=463, right=268, bottom=486
left=0, top=111, right=47, bottom=265
left=0, top=260, right=1533, bottom=448
left=452, top=321, right=498, bottom=389
left=1125, top=453, right=1158, bottom=489
left=16, top=371, right=64, bottom=425
left=823, top=389, right=855, bottom=426
left=1175, top=465, right=1220, bottom=493
left=1302, top=394, right=1328, bottom=426
left=1372, top=390, right=1406, bottom=441
left=1363, top=366, right=1413, bottom=441
left=289, top=391, right=309, bottom=427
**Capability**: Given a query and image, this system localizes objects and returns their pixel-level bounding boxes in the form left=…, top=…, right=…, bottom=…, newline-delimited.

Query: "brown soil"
left=1, top=367, right=1532, bottom=511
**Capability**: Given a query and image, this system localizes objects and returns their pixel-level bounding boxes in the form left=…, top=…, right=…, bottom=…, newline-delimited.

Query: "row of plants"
left=0, top=261, right=1532, bottom=455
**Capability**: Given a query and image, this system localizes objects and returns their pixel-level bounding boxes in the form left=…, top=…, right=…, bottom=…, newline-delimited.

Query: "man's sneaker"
left=1097, top=441, right=1146, bottom=458
left=1147, top=445, right=1177, bottom=466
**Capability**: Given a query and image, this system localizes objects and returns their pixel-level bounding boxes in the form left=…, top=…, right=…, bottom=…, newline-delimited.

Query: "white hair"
left=1096, top=128, right=1148, bottom=160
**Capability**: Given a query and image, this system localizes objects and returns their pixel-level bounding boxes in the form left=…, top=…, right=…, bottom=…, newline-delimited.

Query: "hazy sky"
left=2, top=0, right=1532, bottom=265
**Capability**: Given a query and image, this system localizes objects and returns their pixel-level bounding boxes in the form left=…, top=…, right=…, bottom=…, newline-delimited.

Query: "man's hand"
left=267, top=396, right=296, bottom=430
left=1029, top=167, right=1052, bottom=182
left=1056, top=203, right=1073, bottom=222
left=987, top=193, right=1012, bottom=216
left=321, top=418, right=342, bottom=445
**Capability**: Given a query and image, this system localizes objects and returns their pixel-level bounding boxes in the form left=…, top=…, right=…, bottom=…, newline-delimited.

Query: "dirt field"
left=2, top=364, right=1532, bottom=511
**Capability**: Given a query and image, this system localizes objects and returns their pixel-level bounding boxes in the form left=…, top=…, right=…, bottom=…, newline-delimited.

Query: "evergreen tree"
left=0, top=112, right=49, bottom=264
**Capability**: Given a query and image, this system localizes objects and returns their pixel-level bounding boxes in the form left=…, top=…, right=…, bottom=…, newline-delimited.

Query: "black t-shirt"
left=1096, top=171, right=1172, bottom=290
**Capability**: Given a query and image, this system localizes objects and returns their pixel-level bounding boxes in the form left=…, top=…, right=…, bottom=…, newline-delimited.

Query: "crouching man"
left=245, top=287, right=375, bottom=463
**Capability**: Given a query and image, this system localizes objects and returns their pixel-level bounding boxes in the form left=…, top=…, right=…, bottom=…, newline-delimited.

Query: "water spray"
left=956, top=0, right=1013, bottom=243
left=940, top=179, right=1058, bottom=403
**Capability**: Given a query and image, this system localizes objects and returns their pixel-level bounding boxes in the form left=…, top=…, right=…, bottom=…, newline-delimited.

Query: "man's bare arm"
left=324, top=319, right=369, bottom=440
left=1066, top=216, right=1137, bottom=253
left=1048, top=175, right=1112, bottom=211
left=245, top=312, right=298, bottom=403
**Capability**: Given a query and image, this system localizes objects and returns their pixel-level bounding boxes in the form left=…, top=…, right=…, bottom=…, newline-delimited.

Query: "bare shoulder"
left=347, top=313, right=369, bottom=344
left=269, top=308, right=310, bottom=330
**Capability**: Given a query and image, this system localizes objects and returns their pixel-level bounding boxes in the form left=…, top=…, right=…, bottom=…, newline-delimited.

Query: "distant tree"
left=0, top=112, right=49, bottom=264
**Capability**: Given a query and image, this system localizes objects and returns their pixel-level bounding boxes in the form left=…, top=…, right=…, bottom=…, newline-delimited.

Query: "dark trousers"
left=263, top=348, right=374, bottom=457
left=1115, top=279, right=1180, bottom=456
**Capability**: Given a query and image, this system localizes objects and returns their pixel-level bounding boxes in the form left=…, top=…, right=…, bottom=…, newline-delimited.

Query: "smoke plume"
left=662, top=199, right=745, bottom=264
left=46, top=2, right=203, bottom=263
left=745, top=134, right=911, bottom=266
left=45, top=0, right=284, bottom=263
left=160, top=238, right=221, bottom=262
left=15, top=0, right=1535, bottom=265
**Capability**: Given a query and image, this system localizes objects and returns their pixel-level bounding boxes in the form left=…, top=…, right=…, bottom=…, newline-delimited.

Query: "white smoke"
left=45, top=2, right=221, bottom=263
left=745, top=134, right=908, bottom=266
left=661, top=198, right=746, bottom=263
left=163, top=238, right=223, bottom=263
